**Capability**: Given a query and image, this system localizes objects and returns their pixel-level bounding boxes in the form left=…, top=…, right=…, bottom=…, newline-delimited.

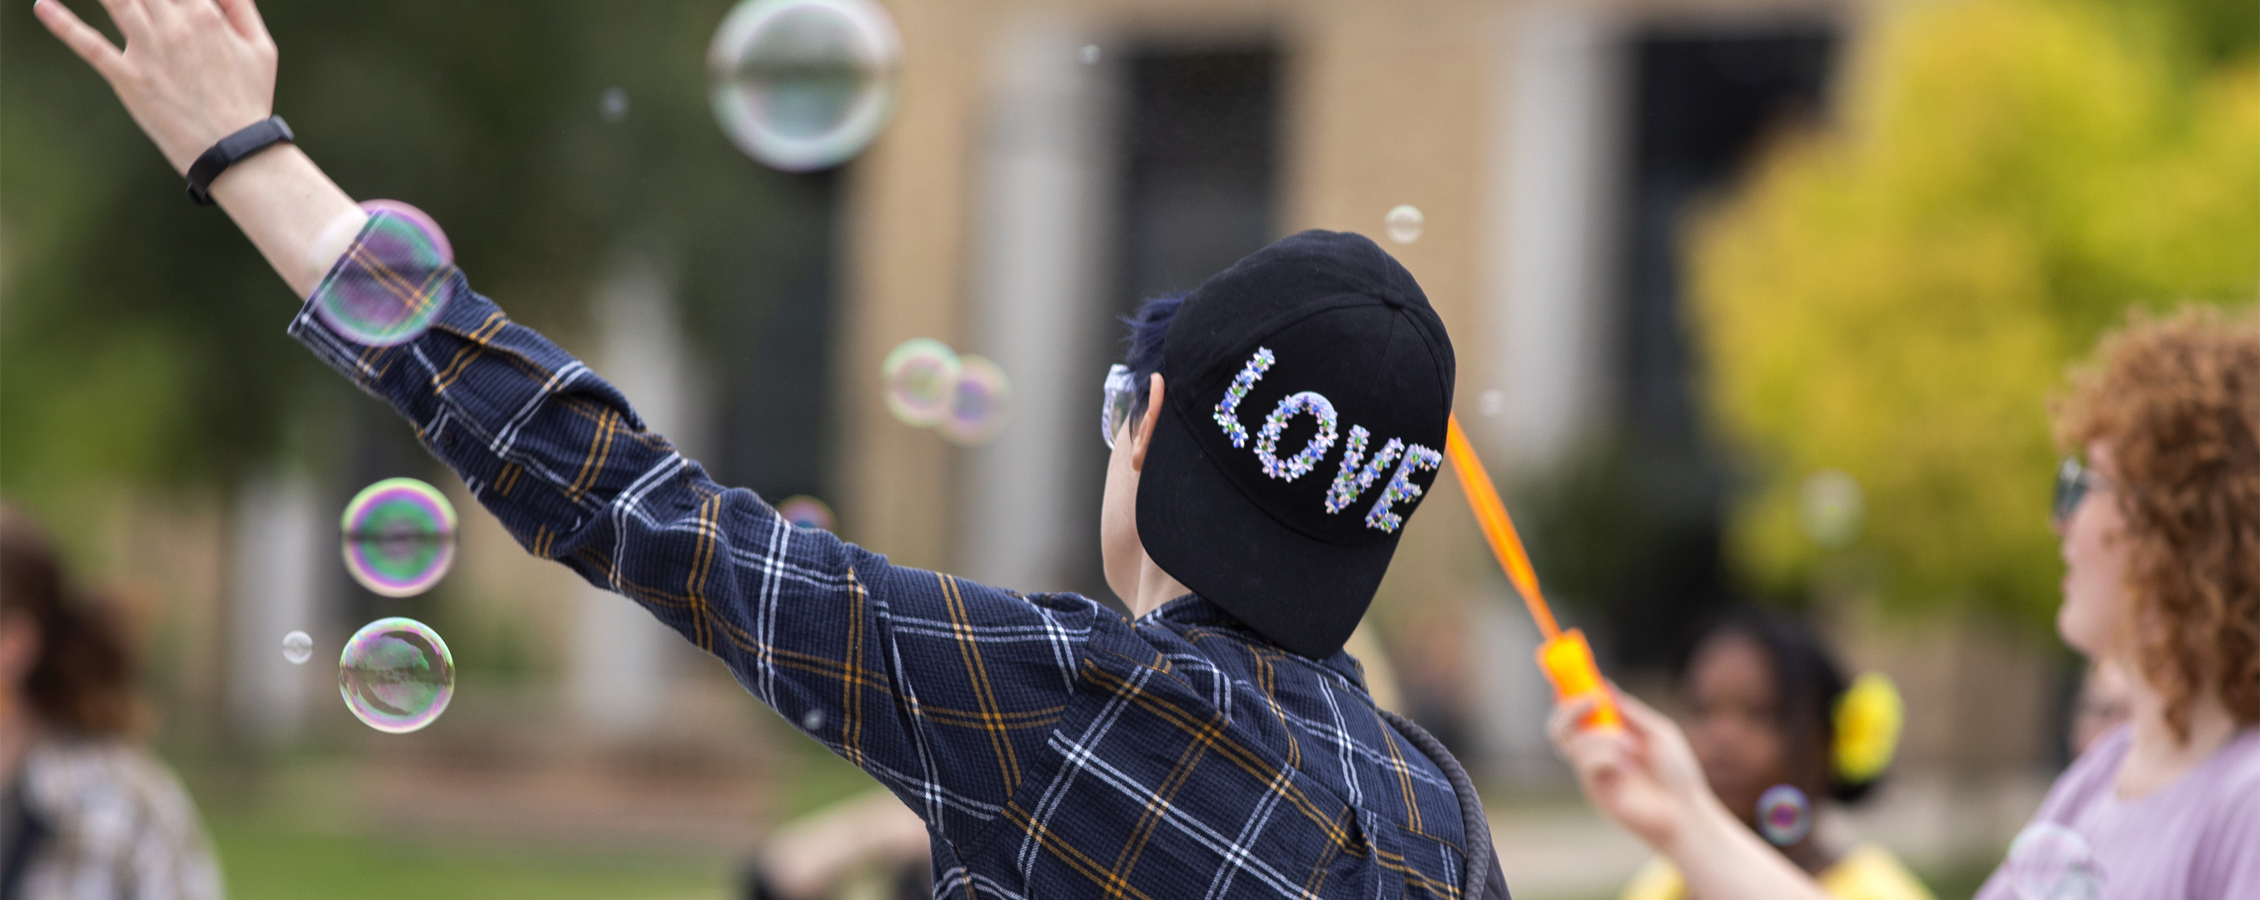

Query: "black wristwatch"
left=185, top=116, right=294, bottom=206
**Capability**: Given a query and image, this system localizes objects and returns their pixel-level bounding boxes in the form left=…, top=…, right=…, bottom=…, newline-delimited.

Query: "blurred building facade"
left=191, top=0, right=2068, bottom=846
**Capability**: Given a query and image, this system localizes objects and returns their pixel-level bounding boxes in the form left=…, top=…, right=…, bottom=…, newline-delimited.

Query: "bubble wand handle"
left=1444, top=416, right=1621, bottom=731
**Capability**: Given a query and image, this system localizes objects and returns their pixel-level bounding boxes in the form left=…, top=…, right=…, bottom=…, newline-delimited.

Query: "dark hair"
left=1684, top=607, right=1877, bottom=803
left=1, top=504, right=140, bottom=737
left=1119, top=291, right=1189, bottom=419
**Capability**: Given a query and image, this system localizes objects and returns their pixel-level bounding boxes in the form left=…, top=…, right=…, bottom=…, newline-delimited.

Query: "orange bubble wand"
left=1443, top=415, right=1621, bottom=730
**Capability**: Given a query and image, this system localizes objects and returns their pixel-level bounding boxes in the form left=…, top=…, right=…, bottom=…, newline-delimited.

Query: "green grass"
left=208, top=817, right=729, bottom=900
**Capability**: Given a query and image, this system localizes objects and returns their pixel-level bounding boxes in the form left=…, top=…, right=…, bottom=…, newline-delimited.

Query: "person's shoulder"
left=2032, top=723, right=2133, bottom=819
left=2200, top=727, right=2260, bottom=820
left=1822, top=843, right=1938, bottom=900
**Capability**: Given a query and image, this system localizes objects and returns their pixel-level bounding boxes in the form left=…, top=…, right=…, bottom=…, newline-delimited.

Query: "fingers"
left=211, top=0, right=270, bottom=43
left=91, top=0, right=154, bottom=43
left=1547, top=694, right=1597, bottom=752
left=32, top=0, right=127, bottom=79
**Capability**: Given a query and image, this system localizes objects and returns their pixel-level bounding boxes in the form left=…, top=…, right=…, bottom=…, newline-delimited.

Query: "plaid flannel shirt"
left=291, top=213, right=1492, bottom=899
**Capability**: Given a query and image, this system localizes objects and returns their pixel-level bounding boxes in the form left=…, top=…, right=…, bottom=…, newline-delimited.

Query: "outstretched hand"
left=1546, top=685, right=1713, bottom=851
left=34, top=0, right=278, bottom=176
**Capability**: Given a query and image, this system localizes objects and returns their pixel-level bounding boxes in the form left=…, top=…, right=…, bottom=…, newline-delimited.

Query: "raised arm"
left=36, top=0, right=1104, bottom=848
left=1549, top=690, right=1836, bottom=900
left=34, top=0, right=359, bottom=296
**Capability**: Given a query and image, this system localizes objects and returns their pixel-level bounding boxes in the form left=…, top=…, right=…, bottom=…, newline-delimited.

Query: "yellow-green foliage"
left=1689, top=0, right=2259, bottom=625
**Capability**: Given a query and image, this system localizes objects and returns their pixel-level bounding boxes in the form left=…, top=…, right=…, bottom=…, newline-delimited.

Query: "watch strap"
left=186, top=116, right=294, bottom=206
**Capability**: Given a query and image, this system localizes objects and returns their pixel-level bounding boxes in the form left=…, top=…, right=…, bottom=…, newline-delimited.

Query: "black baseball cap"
left=1138, top=230, right=1456, bottom=658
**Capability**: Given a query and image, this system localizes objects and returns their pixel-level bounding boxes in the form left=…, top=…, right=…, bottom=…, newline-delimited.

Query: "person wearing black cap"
left=35, top=1, right=1507, bottom=896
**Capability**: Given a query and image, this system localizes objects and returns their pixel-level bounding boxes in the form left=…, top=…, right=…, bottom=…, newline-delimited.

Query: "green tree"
left=1, top=0, right=823, bottom=516
left=1689, top=0, right=2259, bottom=626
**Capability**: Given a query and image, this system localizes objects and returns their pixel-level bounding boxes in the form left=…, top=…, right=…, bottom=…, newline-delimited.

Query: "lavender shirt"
left=1974, top=725, right=2260, bottom=900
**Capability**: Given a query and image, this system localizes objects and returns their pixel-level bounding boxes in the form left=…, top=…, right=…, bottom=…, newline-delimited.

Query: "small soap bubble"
left=775, top=494, right=836, bottom=531
left=803, top=709, right=825, bottom=730
left=283, top=630, right=313, bottom=665
left=600, top=86, right=630, bottom=123
left=939, top=355, right=1012, bottom=446
left=1384, top=205, right=1424, bottom=244
left=338, top=617, right=455, bottom=734
left=2005, top=823, right=2102, bottom=900
left=1756, top=784, right=1811, bottom=846
left=1079, top=44, right=1101, bottom=65
left=1799, top=469, right=1865, bottom=548
left=708, top=0, right=902, bottom=172
left=882, top=338, right=961, bottom=428
left=312, top=200, right=455, bottom=346
left=1478, top=389, right=1506, bottom=418
left=341, top=477, right=458, bottom=598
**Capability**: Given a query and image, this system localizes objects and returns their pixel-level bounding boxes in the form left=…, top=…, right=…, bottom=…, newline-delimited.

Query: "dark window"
left=1610, top=28, right=1835, bottom=666
left=1058, top=45, right=1282, bottom=599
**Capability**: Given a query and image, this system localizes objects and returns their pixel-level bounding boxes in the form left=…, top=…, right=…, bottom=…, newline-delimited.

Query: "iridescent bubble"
left=882, top=338, right=961, bottom=428
left=600, top=86, right=630, bottom=123
left=312, top=200, right=456, bottom=347
left=283, top=630, right=313, bottom=665
left=1384, top=204, right=1425, bottom=244
left=1478, top=389, right=1506, bottom=418
left=1756, top=784, right=1811, bottom=846
left=2005, top=823, right=2102, bottom=900
left=707, top=0, right=902, bottom=172
left=1079, top=44, right=1101, bottom=65
left=939, top=355, right=1012, bottom=446
left=341, top=477, right=458, bottom=598
left=338, top=617, right=455, bottom=734
left=1799, top=469, right=1865, bottom=548
left=775, top=494, right=836, bottom=531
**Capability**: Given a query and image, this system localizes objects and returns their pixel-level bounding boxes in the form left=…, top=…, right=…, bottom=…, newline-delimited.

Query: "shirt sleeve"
left=288, top=211, right=1103, bottom=844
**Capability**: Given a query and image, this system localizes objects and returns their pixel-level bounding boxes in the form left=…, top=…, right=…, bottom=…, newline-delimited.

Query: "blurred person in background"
left=1617, top=609, right=1930, bottom=900
left=1551, top=306, right=2260, bottom=898
left=1, top=505, right=224, bottom=900
left=2071, top=659, right=2135, bottom=758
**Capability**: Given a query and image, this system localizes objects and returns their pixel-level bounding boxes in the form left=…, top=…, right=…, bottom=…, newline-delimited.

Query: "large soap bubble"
left=338, top=617, right=455, bottom=734
left=2005, top=823, right=2102, bottom=900
left=311, top=200, right=456, bottom=346
left=341, top=477, right=458, bottom=598
left=939, top=355, right=1012, bottom=446
left=882, top=338, right=960, bottom=427
left=708, top=0, right=902, bottom=172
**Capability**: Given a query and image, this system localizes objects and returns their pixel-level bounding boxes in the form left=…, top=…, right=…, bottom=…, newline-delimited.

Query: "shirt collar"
left=1140, top=594, right=1371, bottom=690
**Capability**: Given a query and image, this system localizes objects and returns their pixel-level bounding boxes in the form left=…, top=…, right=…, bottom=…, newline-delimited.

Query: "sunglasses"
left=1102, top=364, right=1138, bottom=449
left=2053, top=456, right=2102, bottom=525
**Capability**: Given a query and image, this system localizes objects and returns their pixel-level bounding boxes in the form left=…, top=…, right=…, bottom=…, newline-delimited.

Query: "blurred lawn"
left=208, top=812, right=730, bottom=900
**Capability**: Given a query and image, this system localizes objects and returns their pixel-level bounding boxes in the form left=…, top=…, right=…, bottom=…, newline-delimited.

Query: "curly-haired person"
left=1547, top=305, right=2260, bottom=899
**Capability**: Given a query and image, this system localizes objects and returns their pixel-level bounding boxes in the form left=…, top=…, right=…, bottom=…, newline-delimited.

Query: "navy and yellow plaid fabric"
left=290, top=216, right=1485, bottom=899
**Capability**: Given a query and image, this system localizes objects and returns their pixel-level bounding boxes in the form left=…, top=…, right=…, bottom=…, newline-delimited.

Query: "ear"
left=1130, top=373, right=1166, bottom=472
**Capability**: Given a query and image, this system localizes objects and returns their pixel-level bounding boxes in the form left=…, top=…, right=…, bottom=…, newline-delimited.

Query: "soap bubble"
left=1478, top=389, right=1506, bottom=418
left=803, top=709, right=825, bottom=730
left=283, top=630, right=313, bottom=665
left=882, top=338, right=961, bottom=427
left=708, top=0, right=902, bottom=172
left=939, top=355, right=1012, bottom=446
left=1384, top=205, right=1424, bottom=244
left=1756, top=784, right=1811, bottom=846
left=338, top=617, right=454, bottom=734
left=2005, top=823, right=2102, bottom=900
left=1799, top=469, right=1865, bottom=548
left=341, top=477, right=458, bottom=598
left=600, top=86, right=630, bottom=123
left=312, top=200, right=456, bottom=346
left=775, top=494, right=836, bottom=531
left=1079, top=44, right=1101, bottom=65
